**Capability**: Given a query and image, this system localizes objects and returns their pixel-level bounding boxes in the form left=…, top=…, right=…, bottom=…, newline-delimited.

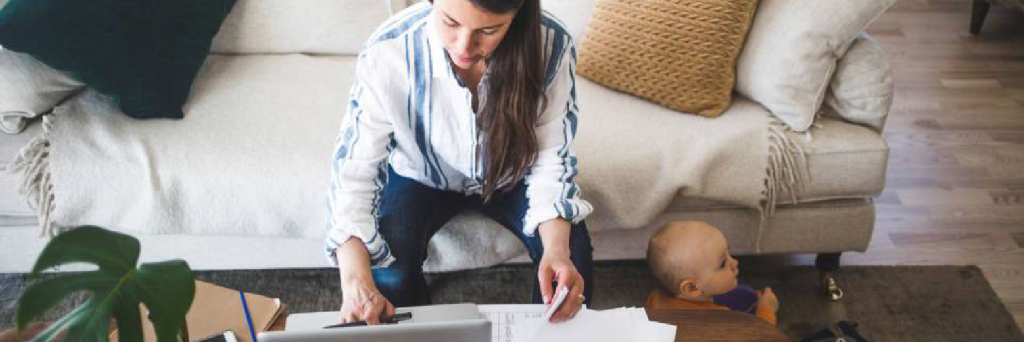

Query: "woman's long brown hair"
left=433, top=0, right=547, bottom=202
left=475, top=0, right=546, bottom=202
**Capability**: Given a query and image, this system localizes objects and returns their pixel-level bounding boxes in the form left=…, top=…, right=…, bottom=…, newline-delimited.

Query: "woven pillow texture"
left=577, top=0, right=758, bottom=117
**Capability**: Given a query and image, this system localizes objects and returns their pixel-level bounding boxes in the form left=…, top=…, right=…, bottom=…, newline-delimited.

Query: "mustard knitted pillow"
left=577, top=0, right=758, bottom=117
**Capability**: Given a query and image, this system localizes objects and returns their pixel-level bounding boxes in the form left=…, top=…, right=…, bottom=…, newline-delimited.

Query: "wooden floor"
left=851, top=0, right=1024, bottom=331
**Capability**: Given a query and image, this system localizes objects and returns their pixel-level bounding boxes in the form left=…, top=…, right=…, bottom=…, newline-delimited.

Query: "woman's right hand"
left=339, top=278, right=395, bottom=324
left=335, top=237, right=394, bottom=324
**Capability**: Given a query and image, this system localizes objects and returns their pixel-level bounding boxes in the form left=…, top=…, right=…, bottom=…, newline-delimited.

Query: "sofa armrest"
left=823, top=34, right=894, bottom=133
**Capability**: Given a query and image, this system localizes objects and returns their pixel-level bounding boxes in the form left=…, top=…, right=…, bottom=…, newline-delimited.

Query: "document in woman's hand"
left=478, top=305, right=676, bottom=342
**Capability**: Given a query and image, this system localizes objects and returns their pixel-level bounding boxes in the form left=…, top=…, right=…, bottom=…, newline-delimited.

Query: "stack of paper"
left=479, top=305, right=676, bottom=342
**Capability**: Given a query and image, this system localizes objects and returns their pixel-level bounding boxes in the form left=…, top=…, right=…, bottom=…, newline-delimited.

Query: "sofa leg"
left=970, top=0, right=991, bottom=35
left=815, top=253, right=844, bottom=301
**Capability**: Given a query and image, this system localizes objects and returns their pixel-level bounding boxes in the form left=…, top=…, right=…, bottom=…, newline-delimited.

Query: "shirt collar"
left=426, top=12, right=459, bottom=82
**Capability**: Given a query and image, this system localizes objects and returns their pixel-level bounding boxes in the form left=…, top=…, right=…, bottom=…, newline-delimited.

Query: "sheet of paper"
left=639, top=321, right=678, bottom=342
left=478, top=306, right=677, bottom=342
left=518, top=308, right=636, bottom=342
left=629, top=308, right=677, bottom=341
left=478, top=304, right=547, bottom=342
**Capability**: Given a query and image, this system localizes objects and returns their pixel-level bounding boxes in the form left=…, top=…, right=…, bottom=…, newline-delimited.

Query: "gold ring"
left=579, top=294, right=586, bottom=302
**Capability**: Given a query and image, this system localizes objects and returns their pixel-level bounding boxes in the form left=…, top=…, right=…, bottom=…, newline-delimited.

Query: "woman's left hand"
left=537, top=249, right=584, bottom=323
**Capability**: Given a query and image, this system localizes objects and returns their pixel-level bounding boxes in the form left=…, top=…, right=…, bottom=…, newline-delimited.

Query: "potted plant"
left=16, top=226, right=195, bottom=342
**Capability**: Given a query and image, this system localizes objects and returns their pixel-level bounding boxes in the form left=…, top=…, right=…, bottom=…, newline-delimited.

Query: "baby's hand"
left=757, top=287, right=779, bottom=313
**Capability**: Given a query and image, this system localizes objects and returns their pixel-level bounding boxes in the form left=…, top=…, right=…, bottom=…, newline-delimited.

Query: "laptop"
left=258, top=303, right=491, bottom=342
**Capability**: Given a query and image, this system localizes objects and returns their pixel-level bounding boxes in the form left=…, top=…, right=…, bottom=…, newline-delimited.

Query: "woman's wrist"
left=341, top=277, right=379, bottom=299
left=341, top=273, right=376, bottom=289
left=336, top=237, right=376, bottom=290
left=543, top=248, right=571, bottom=260
left=538, top=218, right=572, bottom=258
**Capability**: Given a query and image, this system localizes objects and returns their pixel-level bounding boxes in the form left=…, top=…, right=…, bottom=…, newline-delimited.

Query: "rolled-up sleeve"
left=325, top=54, right=397, bottom=268
left=522, top=40, right=593, bottom=236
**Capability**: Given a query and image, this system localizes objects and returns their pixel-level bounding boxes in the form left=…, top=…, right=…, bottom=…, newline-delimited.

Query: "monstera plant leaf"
left=16, top=226, right=195, bottom=342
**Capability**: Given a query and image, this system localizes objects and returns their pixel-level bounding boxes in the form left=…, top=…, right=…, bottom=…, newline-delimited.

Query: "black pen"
left=323, top=312, right=413, bottom=329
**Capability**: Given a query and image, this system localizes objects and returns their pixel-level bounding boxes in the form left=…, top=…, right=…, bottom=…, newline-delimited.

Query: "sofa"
left=0, top=0, right=893, bottom=298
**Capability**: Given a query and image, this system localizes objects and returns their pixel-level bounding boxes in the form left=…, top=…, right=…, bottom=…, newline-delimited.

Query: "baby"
left=645, top=221, right=779, bottom=325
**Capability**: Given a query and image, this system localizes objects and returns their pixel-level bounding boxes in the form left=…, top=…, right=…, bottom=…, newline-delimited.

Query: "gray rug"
left=2, top=261, right=1023, bottom=342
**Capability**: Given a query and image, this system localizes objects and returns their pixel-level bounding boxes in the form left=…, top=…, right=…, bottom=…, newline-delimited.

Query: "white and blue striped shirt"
left=325, top=2, right=592, bottom=267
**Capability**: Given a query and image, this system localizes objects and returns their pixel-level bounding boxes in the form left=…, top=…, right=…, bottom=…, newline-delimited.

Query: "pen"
left=239, top=290, right=258, bottom=342
left=323, top=312, right=413, bottom=329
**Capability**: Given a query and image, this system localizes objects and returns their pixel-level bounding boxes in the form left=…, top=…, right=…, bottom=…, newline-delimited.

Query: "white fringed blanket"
left=9, top=54, right=804, bottom=271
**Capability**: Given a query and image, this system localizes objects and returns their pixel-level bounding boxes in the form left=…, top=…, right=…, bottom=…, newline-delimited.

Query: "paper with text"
left=478, top=305, right=546, bottom=342
left=478, top=305, right=675, bottom=342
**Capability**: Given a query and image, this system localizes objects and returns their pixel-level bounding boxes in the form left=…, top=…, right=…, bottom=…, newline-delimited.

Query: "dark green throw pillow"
left=0, top=0, right=236, bottom=119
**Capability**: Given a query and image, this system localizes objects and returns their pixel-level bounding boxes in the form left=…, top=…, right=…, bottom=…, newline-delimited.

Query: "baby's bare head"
left=647, top=221, right=738, bottom=298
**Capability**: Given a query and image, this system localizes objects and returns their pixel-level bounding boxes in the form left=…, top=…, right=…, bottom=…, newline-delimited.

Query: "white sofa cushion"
left=734, top=0, right=896, bottom=132
left=0, top=47, right=82, bottom=134
left=824, top=34, right=894, bottom=133
left=209, top=0, right=394, bottom=55
left=667, top=115, right=889, bottom=210
left=541, top=0, right=597, bottom=46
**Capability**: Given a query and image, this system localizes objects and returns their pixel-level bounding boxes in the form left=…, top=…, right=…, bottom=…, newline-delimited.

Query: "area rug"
left=2, top=262, right=1022, bottom=342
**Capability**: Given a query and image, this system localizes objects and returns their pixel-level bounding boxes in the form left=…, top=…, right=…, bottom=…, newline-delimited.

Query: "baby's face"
left=692, top=230, right=739, bottom=296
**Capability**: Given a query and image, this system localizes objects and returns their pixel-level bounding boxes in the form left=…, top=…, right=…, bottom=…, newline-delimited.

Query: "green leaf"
left=30, top=226, right=139, bottom=276
left=112, top=298, right=142, bottom=342
left=60, top=297, right=114, bottom=342
left=29, top=305, right=91, bottom=342
left=133, top=261, right=194, bottom=342
left=17, top=226, right=194, bottom=342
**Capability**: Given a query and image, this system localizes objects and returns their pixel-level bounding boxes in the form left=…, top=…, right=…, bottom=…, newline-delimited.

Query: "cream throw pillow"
left=735, top=0, right=896, bottom=132
left=577, top=0, right=759, bottom=117
left=824, top=34, right=893, bottom=133
left=0, top=46, right=82, bottom=134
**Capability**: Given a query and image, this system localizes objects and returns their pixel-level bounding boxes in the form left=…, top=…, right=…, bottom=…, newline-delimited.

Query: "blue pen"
left=239, top=290, right=258, bottom=342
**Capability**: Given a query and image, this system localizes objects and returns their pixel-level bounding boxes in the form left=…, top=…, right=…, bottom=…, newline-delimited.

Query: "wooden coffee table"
left=647, top=309, right=792, bottom=342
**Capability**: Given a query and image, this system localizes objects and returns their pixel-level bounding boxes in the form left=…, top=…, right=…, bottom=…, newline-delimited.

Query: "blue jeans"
left=372, top=167, right=595, bottom=307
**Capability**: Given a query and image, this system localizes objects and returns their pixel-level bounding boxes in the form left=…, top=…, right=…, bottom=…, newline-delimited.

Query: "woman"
left=325, top=0, right=592, bottom=324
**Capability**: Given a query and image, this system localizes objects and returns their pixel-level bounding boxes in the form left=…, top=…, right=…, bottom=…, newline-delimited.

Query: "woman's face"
left=433, top=0, right=517, bottom=70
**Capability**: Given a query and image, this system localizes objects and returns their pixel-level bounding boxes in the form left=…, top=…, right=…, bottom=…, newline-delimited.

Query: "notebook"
left=111, top=280, right=284, bottom=342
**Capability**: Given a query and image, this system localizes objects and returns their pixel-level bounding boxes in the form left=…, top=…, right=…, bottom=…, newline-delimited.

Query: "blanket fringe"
left=7, top=115, right=58, bottom=238
left=757, top=122, right=811, bottom=252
